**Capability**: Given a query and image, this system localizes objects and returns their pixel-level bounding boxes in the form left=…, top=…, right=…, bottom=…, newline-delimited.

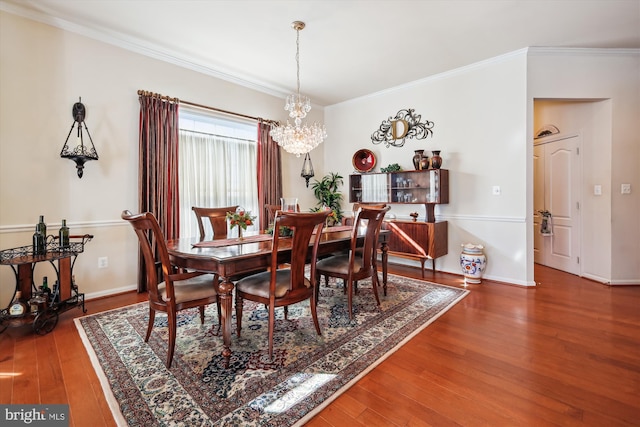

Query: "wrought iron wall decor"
left=60, top=97, right=99, bottom=178
left=371, top=108, right=434, bottom=148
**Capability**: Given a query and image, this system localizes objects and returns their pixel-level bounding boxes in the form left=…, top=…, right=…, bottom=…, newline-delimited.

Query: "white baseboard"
left=85, top=284, right=138, bottom=301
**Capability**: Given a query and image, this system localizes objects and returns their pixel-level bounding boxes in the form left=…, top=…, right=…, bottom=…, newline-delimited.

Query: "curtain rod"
left=137, top=90, right=279, bottom=126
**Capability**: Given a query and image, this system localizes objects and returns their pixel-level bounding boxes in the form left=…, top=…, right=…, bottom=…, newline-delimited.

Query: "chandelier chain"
left=296, top=27, right=301, bottom=96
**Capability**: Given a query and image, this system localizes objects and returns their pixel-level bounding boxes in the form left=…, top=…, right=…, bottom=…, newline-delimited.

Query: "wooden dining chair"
left=121, top=210, right=220, bottom=368
left=342, top=203, right=387, bottom=226
left=265, top=203, right=300, bottom=226
left=235, top=210, right=330, bottom=359
left=315, top=206, right=391, bottom=319
left=192, top=205, right=239, bottom=239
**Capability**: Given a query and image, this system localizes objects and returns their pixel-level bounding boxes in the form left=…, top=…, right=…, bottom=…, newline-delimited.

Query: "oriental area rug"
left=75, top=274, right=468, bottom=426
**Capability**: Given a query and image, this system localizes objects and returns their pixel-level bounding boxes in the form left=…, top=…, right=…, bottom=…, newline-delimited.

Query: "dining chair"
left=192, top=205, right=239, bottom=239
left=265, top=203, right=300, bottom=227
left=342, top=203, right=387, bottom=226
left=315, top=206, right=391, bottom=319
left=235, top=210, right=330, bottom=359
left=121, top=210, right=220, bottom=368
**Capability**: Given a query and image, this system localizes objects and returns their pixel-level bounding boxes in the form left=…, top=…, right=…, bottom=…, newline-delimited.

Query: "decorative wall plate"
left=352, top=149, right=376, bottom=172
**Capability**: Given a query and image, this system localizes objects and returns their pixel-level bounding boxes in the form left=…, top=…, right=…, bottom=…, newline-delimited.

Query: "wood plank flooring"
left=0, top=264, right=638, bottom=426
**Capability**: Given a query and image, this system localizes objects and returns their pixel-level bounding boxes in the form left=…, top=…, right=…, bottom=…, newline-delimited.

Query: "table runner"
left=192, top=225, right=354, bottom=248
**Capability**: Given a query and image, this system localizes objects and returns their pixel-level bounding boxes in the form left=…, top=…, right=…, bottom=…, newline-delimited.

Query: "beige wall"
left=0, top=11, right=322, bottom=306
left=528, top=49, right=640, bottom=284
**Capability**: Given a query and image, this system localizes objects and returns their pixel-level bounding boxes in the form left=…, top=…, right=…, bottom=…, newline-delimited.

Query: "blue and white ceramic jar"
left=460, top=243, right=487, bottom=284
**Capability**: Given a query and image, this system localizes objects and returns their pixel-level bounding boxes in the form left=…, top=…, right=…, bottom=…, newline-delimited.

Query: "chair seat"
left=158, top=274, right=217, bottom=304
left=316, top=254, right=365, bottom=276
left=236, top=270, right=311, bottom=299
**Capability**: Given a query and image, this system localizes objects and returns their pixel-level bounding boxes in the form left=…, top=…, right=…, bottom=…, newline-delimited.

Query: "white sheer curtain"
left=178, top=129, right=259, bottom=237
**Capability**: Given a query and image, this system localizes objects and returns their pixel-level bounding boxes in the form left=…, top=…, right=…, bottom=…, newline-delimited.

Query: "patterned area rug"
left=75, top=274, right=468, bottom=426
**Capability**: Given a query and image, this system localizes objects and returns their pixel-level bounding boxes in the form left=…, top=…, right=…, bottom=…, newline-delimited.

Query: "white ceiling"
left=2, top=0, right=639, bottom=106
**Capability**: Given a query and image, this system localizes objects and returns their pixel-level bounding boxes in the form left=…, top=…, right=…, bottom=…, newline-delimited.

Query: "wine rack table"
left=0, top=234, right=92, bottom=334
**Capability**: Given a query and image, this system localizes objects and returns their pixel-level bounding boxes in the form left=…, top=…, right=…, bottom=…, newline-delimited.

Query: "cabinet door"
left=384, top=220, right=448, bottom=259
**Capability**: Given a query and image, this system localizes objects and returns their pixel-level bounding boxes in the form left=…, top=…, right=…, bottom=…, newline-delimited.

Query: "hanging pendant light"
left=270, top=21, right=326, bottom=157
left=300, top=152, right=315, bottom=187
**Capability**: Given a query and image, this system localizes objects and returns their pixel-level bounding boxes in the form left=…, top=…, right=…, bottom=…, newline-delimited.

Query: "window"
left=178, top=109, right=259, bottom=237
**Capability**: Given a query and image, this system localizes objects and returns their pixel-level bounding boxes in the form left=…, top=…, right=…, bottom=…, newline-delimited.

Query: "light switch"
left=594, top=185, right=602, bottom=196
left=492, top=186, right=501, bottom=195
left=621, top=183, right=631, bottom=194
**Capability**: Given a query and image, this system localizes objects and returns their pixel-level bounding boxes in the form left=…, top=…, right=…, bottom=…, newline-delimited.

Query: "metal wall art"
left=371, top=108, right=434, bottom=148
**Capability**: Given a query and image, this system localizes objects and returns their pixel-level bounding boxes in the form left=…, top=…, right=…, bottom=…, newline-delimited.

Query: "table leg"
left=380, top=242, right=388, bottom=296
left=217, top=277, right=234, bottom=368
left=18, top=264, right=33, bottom=299
left=58, top=257, right=72, bottom=301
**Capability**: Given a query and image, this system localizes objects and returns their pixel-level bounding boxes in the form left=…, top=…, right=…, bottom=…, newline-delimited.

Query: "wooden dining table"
left=166, top=225, right=390, bottom=367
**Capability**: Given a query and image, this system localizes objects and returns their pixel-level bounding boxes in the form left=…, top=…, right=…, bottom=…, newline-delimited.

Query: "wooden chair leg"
left=284, top=305, right=289, bottom=320
left=371, top=268, right=381, bottom=306
left=199, top=306, right=205, bottom=324
left=166, top=309, right=177, bottom=368
left=268, top=303, right=275, bottom=360
left=235, top=293, right=243, bottom=337
left=347, top=280, right=354, bottom=320
left=310, top=293, right=321, bottom=335
left=145, top=306, right=155, bottom=342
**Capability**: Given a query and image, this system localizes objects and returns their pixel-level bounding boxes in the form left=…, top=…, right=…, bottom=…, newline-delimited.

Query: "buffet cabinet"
left=349, top=169, right=449, bottom=274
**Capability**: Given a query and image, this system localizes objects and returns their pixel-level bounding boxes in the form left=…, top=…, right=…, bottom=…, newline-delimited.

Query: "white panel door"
left=534, top=135, right=581, bottom=275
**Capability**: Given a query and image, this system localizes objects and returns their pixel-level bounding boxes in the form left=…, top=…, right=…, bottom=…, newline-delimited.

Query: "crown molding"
left=527, top=46, right=640, bottom=56
left=0, top=1, right=291, bottom=101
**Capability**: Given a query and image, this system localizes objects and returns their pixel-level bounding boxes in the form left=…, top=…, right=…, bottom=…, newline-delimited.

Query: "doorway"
left=533, top=134, right=581, bottom=275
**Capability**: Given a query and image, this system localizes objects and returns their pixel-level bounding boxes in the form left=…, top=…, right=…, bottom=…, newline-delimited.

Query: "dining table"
left=166, top=225, right=390, bottom=367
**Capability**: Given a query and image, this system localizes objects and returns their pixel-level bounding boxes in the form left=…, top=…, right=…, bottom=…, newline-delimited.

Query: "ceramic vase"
left=412, top=150, right=425, bottom=170
left=431, top=150, right=443, bottom=169
left=420, top=153, right=430, bottom=170
left=460, top=243, right=486, bottom=284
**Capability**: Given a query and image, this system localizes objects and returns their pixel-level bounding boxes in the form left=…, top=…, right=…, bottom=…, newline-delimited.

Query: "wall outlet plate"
left=621, top=183, right=631, bottom=194
left=98, top=257, right=108, bottom=268
left=492, top=186, right=501, bottom=195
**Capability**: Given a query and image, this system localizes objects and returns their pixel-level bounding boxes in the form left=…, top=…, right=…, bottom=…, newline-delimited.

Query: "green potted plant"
left=310, top=172, right=344, bottom=225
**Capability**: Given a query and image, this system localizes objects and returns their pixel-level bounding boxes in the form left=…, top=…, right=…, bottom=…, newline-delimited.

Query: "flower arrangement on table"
left=226, top=209, right=255, bottom=240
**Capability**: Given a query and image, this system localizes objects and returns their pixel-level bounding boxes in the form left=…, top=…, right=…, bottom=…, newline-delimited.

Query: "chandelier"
left=270, top=21, right=327, bottom=157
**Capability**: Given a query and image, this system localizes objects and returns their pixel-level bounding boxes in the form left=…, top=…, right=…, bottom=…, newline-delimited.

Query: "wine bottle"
left=38, top=215, right=47, bottom=239
left=41, top=276, right=52, bottom=303
left=32, top=223, right=45, bottom=255
left=9, top=291, right=28, bottom=317
left=59, top=219, right=70, bottom=249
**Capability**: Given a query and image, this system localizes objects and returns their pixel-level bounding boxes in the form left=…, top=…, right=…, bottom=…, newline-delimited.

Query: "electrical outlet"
left=492, top=186, right=501, bottom=195
left=594, top=185, right=602, bottom=195
left=98, top=256, right=108, bottom=269
left=621, top=183, right=631, bottom=194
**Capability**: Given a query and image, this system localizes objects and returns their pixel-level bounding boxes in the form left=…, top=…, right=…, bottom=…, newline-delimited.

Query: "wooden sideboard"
left=348, top=169, right=449, bottom=274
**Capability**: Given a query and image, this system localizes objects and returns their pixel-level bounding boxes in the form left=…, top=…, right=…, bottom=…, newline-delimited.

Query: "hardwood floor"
left=1, top=265, right=638, bottom=426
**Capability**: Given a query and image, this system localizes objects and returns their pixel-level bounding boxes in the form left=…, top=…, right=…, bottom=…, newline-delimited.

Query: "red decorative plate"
left=352, top=149, right=376, bottom=172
